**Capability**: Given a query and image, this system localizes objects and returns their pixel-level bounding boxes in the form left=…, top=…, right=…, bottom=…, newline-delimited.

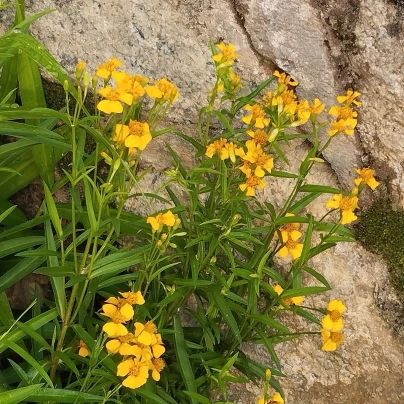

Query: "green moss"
left=355, top=200, right=404, bottom=292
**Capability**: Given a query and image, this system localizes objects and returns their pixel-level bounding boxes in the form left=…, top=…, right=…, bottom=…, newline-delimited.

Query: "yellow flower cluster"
left=328, top=90, right=361, bottom=136
left=100, top=292, right=165, bottom=389
left=326, top=168, right=379, bottom=225
left=277, top=213, right=303, bottom=260
left=273, top=284, right=304, bottom=307
left=95, top=58, right=178, bottom=114
left=212, top=42, right=242, bottom=100
left=321, top=299, right=346, bottom=351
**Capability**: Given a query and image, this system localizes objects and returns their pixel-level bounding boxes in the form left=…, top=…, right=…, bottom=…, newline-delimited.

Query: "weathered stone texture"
left=1, top=0, right=404, bottom=402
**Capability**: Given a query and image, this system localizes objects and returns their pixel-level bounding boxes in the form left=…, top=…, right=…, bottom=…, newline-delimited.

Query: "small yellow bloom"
left=274, top=70, right=298, bottom=87
left=123, top=120, right=152, bottom=150
left=354, top=168, right=379, bottom=190
left=117, top=358, right=150, bottom=389
left=327, top=118, right=357, bottom=136
left=78, top=340, right=89, bottom=357
left=337, top=89, right=361, bottom=106
left=146, top=77, right=179, bottom=103
left=257, top=392, right=284, bottom=404
left=105, top=332, right=136, bottom=355
left=279, top=213, right=302, bottom=242
left=321, top=329, right=344, bottom=351
left=212, top=42, right=239, bottom=65
left=273, top=284, right=304, bottom=306
left=96, top=58, right=123, bottom=80
left=97, top=86, right=133, bottom=114
left=278, top=238, right=303, bottom=260
left=328, top=104, right=357, bottom=120
left=147, top=211, right=176, bottom=232
left=101, top=303, right=133, bottom=337
left=309, top=98, right=325, bottom=115
left=321, top=299, right=346, bottom=332
left=241, top=142, right=273, bottom=177
left=119, top=291, right=145, bottom=306
left=114, top=72, right=146, bottom=102
left=239, top=173, right=266, bottom=196
left=134, top=321, right=158, bottom=346
left=205, top=138, right=237, bottom=162
left=246, top=129, right=270, bottom=146
left=326, top=193, right=358, bottom=224
left=242, top=104, right=270, bottom=128
left=149, top=357, right=165, bottom=381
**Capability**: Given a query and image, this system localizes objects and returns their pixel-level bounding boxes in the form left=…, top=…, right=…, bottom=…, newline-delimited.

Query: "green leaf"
left=0, top=236, right=45, bottom=259
left=248, top=314, right=289, bottom=333
left=0, top=205, right=16, bottom=224
left=0, top=308, right=57, bottom=354
left=1, top=340, right=53, bottom=387
left=26, top=388, right=104, bottom=402
left=173, top=314, right=197, bottom=404
left=299, top=184, right=343, bottom=194
left=183, top=392, right=210, bottom=404
left=0, top=384, right=43, bottom=404
left=280, top=286, right=330, bottom=298
left=209, top=286, right=242, bottom=344
left=16, top=321, right=52, bottom=352
left=0, top=122, right=70, bottom=150
left=0, top=291, right=14, bottom=326
left=43, top=182, right=63, bottom=238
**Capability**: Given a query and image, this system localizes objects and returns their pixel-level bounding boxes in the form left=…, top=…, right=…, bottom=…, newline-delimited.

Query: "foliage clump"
left=355, top=200, right=404, bottom=292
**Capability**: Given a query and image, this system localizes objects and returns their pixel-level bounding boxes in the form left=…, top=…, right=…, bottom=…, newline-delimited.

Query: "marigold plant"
left=0, top=3, right=381, bottom=404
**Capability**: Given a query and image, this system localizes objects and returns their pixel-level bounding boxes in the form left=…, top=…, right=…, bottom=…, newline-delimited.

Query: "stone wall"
left=1, top=1, right=404, bottom=403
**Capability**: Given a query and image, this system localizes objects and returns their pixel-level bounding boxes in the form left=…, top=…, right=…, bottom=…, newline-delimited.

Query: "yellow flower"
left=205, top=138, right=237, bottom=162
left=279, top=213, right=302, bottom=242
left=78, top=340, right=89, bottom=357
left=97, top=86, right=133, bottom=114
left=122, top=120, right=152, bottom=150
left=96, top=58, right=123, bottom=80
left=246, top=129, right=270, bottom=146
left=272, top=89, right=297, bottom=116
left=114, top=72, right=146, bottom=102
left=147, top=211, right=176, bottom=232
left=326, top=193, right=358, bottom=224
left=212, top=42, right=239, bottom=65
left=150, top=333, right=165, bottom=358
left=273, top=284, right=304, bottom=306
left=242, top=104, right=270, bottom=128
left=119, top=291, right=145, bottom=305
left=321, top=299, right=346, bottom=332
left=101, top=303, right=133, bottom=337
left=241, top=142, right=273, bottom=177
left=337, top=89, right=361, bottom=106
left=239, top=173, right=266, bottom=196
left=105, top=332, right=137, bottom=355
left=134, top=321, right=158, bottom=346
left=327, top=118, right=357, bottom=136
left=354, top=168, right=379, bottom=190
left=274, top=70, right=298, bottom=87
left=309, top=98, right=325, bottom=115
left=117, top=358, right=150, bottom=389
left=321, top=329, right=344, bottom=351
left=257, top=393, right=284, bottom=404
left=146, top=78, right=179, bottom=103
left=328, top=104, right=357, bottom=120
left=149, top=357, right=165, bottom=381
left=277, top=239, right=303, bottom=260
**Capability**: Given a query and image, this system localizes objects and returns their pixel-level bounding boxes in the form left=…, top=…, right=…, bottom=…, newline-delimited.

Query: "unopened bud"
left=156, top=240, right=163, bottom=247
left=75, top=61, right=86, bottom=80
left=268, top=128, right=279, bottom=142
left=265, top=369, right=271, bottom=380
left=174, top=218, right=181, bottom=229
left=83, top=72, right=90, bottom=88
left=168, top=243, right=177, bottom=248
left=308, top=157, right=324, bottom=163
left=92, top=75, right=98, bottom=89
left=161, top=233, right=168, bottom=241
left=231, top=214, right=241, bottom=226
left=63, top=80, right=69, bottom=92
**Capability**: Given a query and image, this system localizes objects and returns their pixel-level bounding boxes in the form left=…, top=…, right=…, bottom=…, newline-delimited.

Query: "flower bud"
left=63, top=80, right=69, bottom=92
left=268, top=128, right=279, bottom=142
left=265, top=368, right=271, bottom=380
left=161, top=233, right=168, bottom=241
left=83, top=72, right=90, bottom=89
left=75, top=61, right=86, bottom=80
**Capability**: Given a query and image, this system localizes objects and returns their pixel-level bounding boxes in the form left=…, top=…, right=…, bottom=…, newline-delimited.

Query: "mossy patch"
left=355, top=200, right=404, bottom=292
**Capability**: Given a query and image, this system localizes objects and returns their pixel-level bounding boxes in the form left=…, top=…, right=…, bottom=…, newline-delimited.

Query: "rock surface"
left=1, top=1, right=404, bottom=403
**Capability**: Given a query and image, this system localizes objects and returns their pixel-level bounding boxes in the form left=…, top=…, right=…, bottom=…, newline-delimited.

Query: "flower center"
left=107, top=90, right=121, bottom=101
left=246, top=175, right=260, bottom=187
left=338, top=105, right=355, bottom=120
left=339, top=196, right=353, bottom=211
left=152, top=358, right=165, bottom=372
left=281, top=223, right=296, bottom=233
left=285, top=239, right=298, bottom=249
left=329, top=310, right=342, bottom=321
left=330, top=332, right=343, bottom=344
left=112, top=312, right=127, bottom=323
left=119, top=332, right=134, bottom=343
left=251, top=104, right=264, bottom=118
left=128, top=120, right=144, bottom=136
left=253, top=130, right=267, bottom=145
left=129, top=362, right=142, bottom=377
left=360, top=168, right=373, bottom=181
left=144, top=321, right=157, bottom=334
